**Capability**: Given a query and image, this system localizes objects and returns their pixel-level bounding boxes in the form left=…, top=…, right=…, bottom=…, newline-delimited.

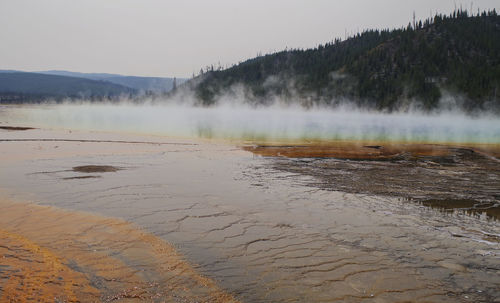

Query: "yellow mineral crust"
left=0, top=199, right=238, bottom=303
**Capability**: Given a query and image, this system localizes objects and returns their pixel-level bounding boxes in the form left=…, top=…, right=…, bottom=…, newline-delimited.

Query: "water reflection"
left=1, top=103, right=499, bottom=143
left=420, top=199, right=500, bottom=221
left=0, top=133, right=498, bottom=302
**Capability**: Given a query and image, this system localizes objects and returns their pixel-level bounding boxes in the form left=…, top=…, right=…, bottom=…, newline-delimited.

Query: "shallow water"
left=1, top=103, right=500, bottom=143
left=266, top=147, right=500, bottom=220
left=0, top=128, right=499, bottom=302
left=0, top=200, right=236, bottom=303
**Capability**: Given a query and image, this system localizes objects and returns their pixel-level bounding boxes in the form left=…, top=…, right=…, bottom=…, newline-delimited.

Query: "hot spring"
left=0, top=103, right=499, bottom=144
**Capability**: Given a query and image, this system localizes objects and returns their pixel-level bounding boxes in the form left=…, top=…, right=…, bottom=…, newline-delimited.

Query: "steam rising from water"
left=1, top=103, right=499, bottom=143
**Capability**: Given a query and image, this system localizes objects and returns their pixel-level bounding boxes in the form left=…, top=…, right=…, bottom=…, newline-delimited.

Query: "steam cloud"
left=1, top=96, right=499, bottom=144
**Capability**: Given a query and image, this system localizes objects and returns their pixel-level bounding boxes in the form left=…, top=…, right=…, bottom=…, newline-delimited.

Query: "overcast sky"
left=1, top=0, right=498, bottom=78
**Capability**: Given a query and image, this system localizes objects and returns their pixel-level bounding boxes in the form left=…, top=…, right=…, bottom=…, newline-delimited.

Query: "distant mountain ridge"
left=0, top=70, right=186, bottom=102
left=0, top=72, right=135, bottom=102
left=38, top=70, right=186, bottom=94
left=190, top=9, right=500, bottom=112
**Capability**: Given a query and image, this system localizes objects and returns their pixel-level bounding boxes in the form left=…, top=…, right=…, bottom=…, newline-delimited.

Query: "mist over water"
left=1, top=102, right=499, bottom=143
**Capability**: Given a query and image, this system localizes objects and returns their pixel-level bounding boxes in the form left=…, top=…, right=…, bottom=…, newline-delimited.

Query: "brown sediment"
left=242, top=141, right=500, bottom=160
left=255, top=142, right=500, bottom=220
left=72, top=165, right=121, bottom=173
left=0, top=199, right=239, bottom=303
left=243, top=142, right=452, bottom=160
left=0, top=126, right=35, bottom=131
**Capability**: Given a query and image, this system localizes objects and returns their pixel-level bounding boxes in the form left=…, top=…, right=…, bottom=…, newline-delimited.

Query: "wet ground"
left=0, top=200, right=237, bottom=303
left=246, top=143, right=500, bottom=220
left=0, top=128, right=499, bottom=302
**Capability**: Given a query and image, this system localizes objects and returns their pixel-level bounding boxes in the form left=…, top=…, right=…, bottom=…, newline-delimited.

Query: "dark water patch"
left=275, top=223, right=293, bottom=229
left=0, top=138, right=197, bottom=145
left=30, top=165, right=123, bottom=176
left=0, top=126, right=35, bottom=131
left=72, top=165, right=121, bottom=173
left=63, top=175, right=101, bottom=180
left=419, top=199, right=500, bottom=220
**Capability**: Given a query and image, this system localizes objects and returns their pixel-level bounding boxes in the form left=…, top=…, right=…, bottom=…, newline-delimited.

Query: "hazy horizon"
left=1, top=0, right=499, bottom=78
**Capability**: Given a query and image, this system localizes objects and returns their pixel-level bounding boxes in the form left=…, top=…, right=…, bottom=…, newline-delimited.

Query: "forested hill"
left=191, top=10, right=500, bottom=111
